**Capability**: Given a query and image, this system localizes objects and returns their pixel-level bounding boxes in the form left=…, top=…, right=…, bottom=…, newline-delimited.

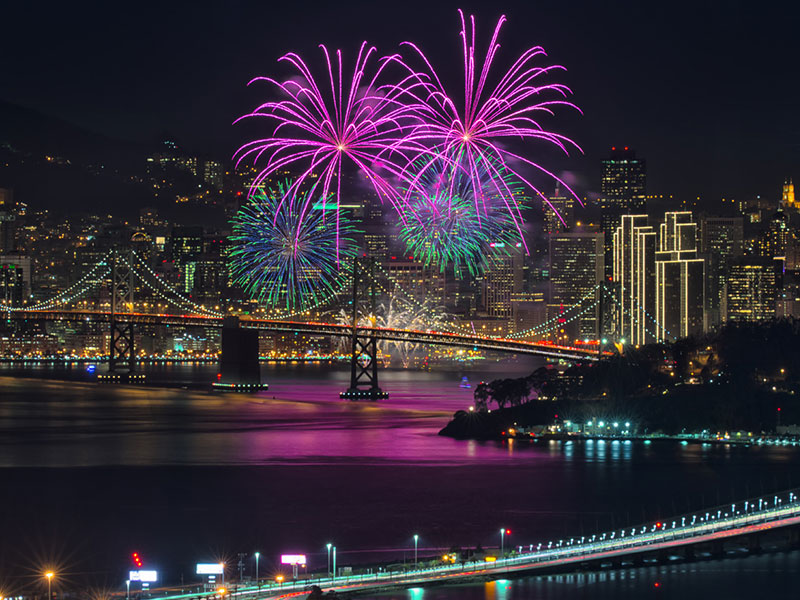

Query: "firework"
left=234, top=42, right=423, bottom=248
left=400, top=157, right=525, bottom=277
left=228, top=183, right=358, bottom=311
left=400, top=10, right=582, bottom=236
left=338, top=294, right=446, bottom=368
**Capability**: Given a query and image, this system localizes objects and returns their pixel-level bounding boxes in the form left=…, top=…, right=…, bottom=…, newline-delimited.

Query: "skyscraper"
left=483, top=244, right=524, bottom=324
left=548, top=232, right=604, bottom=340
left=726, top=258, right=779, bottom=322
left=612, top=214, right=656, bottom=345
left=543, top=185, right=575, bottom=234
left=783, top=177, right=796, bottom=210
left=654, top=212, right=705, bottom=341
left=600, top=148, right=646, bottom=277
left=0, top=188, right=17, bottom=254
left=699, top=216, right=744, bottom=326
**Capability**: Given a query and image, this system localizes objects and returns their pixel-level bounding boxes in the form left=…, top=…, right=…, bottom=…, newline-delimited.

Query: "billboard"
left=280, top=554, right=307, bottom=565
left=129, top=570, right=158, bottom=582
left=196, top=563, right=225, bottom=575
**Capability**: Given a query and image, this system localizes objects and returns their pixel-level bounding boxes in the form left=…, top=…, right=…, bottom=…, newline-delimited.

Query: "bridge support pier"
left=214, top=316, right=267, bottom=391
left=341, top=257, right=387, bottom=401
left=100, top=249, right=144, bottom=383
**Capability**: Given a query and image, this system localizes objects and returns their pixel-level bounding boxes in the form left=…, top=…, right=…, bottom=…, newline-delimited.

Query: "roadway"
left=147, top=490, right=800, bottom=600
left=5, top=309, right=602, bottom=361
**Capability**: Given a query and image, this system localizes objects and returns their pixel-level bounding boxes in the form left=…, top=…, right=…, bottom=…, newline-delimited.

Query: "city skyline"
left=2, top=1, right=799, bottom=206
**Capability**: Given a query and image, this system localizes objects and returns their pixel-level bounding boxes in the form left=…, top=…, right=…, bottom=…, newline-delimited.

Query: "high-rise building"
left=654, top=212, right=705, bottom=341
left=548, top=232, right=604, bottom=340
left=783, top=178, right=796, bottom=210
left=0, top=187, right=17, bottom=253
left=726, top=258, right=779, bottom=322
left=612, top=214, right=656, bottom=345
left=0, top=254, right=32, bottom=306
left=699, top=216, right=744, bottom=326
left=483, top=244, right=524, bottom=323
left=543, top=185, right=575, bottom=234
left=599, top=148, right=646, bottom=277
left=170, top=226, right=204, bottom=265
left=203, top=159, right=224, bottom=190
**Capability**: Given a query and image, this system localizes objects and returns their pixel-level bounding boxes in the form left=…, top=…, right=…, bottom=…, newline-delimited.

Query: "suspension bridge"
left=2, top=248, right=611, bottom=397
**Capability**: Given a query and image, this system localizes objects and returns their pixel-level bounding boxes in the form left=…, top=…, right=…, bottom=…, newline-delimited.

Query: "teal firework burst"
left=228, top=182, right=358, bottom=311
left=400, top=159, right=526, bottom=277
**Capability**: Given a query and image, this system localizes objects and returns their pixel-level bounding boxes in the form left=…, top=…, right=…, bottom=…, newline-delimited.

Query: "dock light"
left=216, top=588, right=226, bottom=597
left=276, top=575, right=284, bottom=584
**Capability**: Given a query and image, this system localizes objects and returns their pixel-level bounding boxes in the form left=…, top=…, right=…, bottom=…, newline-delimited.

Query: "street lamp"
left=254, top=552, right=260, bottom=582
left=500, top=529, right=510, bottom=556
left=326, top=543, right=332, bottom=577
left=332, top=546, right=337, bottom=578
left=413, top=534, right=419, bottom=565
left=45, top=572, right=54, bottom=600
left=125, top=579, right=130, bottom=600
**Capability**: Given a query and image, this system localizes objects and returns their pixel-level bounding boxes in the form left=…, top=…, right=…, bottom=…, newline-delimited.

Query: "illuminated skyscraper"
left=654, top=212, right=705, bottom=341
left=548, top=232, right=604, bottom=341
left=0, top=188, right=17, bottom=253
left=483, top=243, right=524, bottom=323
left=600, top=148, right=647, bottom=277
left=726, top=258, right=779, bottom=322
left=699, top=216, right=744, bottom=326
left=543, top=185, right=575, bottom=234
left=612, top=214, right=656, bottom=345
left=783, top=178, right=796, bottom=210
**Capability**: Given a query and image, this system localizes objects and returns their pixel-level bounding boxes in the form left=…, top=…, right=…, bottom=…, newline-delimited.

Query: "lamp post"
left=413, top=535, right=419, bottom=565
left=45, top=572, right=54, bottom=600
left=500, top=529, right=510, bottom=556
left=326, top=543, right=332, bottom=577
left=254, top=552, right=260, bottom=582
left=332, top=546, right=337, bottom=579
left=125, top=579, right=130, bottom=600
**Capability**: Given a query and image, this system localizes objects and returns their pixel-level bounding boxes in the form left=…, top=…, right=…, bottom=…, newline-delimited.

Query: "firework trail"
left=399, top=9, right=582, bottom=240
left=400, top=156, right=525, bottom=277
left=228, top=182, right=358, bottom=311
left=338, top=293, right=447, bottom=368
left=234, top=42, right=424, bottom=251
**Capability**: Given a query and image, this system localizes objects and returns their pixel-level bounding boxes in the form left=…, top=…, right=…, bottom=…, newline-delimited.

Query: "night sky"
left=2, top=0, right=799, bottom=203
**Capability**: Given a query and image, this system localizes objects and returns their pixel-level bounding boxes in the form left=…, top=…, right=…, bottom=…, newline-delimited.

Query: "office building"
left=612, top=214, right=656, bottom=345
left=599, top=148, right=646, bottom=277
left=0, top=188, right=17, bottom=253
left=543, top=185, right=575, bottom=234
left=548, top=232, right=604, bottom=340
left=654, top=212, right=705, bottom=341
left=726, top=258, right=779, bottom=322
left=483, top=244, right=524, bottom=323
left=699, top=216, right=744, bottom=326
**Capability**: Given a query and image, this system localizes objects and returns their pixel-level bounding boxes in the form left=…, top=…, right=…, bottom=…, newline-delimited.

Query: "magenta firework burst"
left=234, top=42, right=421, bottom=245
left=400, top=10, right=582, bottom=235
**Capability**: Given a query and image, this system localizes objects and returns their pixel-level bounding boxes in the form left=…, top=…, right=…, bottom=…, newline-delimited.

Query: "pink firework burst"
left=400, top=9, right=583, bottom=240
left=234, top=42, right=423, bottom=250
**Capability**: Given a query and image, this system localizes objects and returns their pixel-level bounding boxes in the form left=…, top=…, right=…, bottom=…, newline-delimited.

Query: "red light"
left=611, top=146, right=616, bottom=151
left=656, top=522, right=662, bottom=528
left=777, top=407, right=782, bottom=412
left=505, top=529, right=511, bottom=535
left=624, top=146, right=629, bottom=151
left=554, top=414, right=558, bottom=419
left=654, top=582, right=660, bottom=588
left=132, top=552, right=143, bottom=567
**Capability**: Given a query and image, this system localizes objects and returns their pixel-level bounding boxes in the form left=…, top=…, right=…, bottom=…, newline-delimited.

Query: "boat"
left=459, top=376, right=471, bottom=388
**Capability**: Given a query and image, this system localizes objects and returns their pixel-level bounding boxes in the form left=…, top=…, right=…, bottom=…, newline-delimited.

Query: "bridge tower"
left=104, top=248, right=140, bottom=380
left=340, top=256, right=388, bottom=401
